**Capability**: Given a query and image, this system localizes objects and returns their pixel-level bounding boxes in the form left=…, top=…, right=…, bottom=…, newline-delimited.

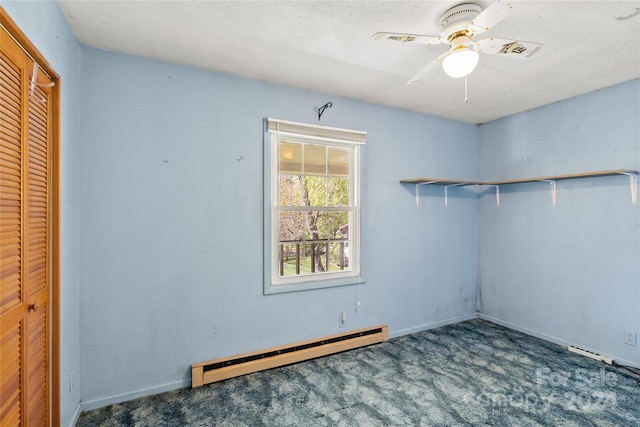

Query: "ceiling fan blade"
left=372, top=32, right=444, bottom=46
left=474, top=37, right=543, bottom=59
left=407, top=51, right=449, bottom=85
left=468, top=0, right=511, bottom=34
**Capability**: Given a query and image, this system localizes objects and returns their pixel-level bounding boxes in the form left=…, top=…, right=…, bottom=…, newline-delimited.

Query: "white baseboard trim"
left=66, top=402, right=81, bottom=427
left=389, top=312, right=479, bottom=339
left=80, top=378, right=190, bottom=412
left=478, top=313, right=640, bottom=369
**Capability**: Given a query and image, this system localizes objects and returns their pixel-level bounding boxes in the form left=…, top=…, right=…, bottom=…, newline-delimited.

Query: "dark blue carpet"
left=77, top=319, right=640, bottom=426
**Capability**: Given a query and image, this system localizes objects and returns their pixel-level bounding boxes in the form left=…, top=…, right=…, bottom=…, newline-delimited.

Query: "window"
left=264, top=118, right=365, bottom=294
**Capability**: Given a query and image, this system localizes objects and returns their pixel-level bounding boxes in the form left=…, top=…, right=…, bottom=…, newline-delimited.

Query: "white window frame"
left=264, top=118, right=366, bottom=294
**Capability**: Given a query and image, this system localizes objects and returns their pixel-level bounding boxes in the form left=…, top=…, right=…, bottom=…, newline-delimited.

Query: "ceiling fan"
left=372, top=0, right=543, bottom=84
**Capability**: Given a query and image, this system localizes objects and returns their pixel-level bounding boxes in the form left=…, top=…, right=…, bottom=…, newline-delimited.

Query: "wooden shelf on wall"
left=485, top=169, right=638, bottom=186
left=401, top=169, right=638, bottom=207
left=399, top=178, right=484, bottom=186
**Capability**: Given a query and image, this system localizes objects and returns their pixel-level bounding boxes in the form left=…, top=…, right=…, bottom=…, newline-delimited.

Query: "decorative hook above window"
left=318, top=102, right=332, bottom=121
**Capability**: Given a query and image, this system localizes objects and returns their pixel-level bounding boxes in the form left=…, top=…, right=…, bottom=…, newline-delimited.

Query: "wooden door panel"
left=1, top=21, right=52, bottom=426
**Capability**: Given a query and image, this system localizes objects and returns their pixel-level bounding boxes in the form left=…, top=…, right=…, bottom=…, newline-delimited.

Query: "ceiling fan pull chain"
left=464, top=75, right=469, bottom=104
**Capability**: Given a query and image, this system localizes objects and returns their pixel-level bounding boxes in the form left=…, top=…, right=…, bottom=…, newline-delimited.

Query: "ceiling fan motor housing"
left=439, top=3, right=483, bottom=39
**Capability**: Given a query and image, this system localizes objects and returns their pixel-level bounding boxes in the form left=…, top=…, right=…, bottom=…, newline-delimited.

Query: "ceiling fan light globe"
left=442, top=49, right=479, bottom=78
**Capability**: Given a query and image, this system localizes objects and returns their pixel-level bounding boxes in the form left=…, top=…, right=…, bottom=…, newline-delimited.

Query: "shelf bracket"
left=619, top=172, right=637, bottom=205
left=540, top=180, right=557, bottom=206
left=444, top=184, right=465, bottom=207
left=415, top=182, right=436, bottom=207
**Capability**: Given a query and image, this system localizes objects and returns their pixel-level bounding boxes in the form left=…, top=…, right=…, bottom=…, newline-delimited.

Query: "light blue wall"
left=478, top=80, right=640, bottom=367
left=78, top=47, right=479, bottom=407
left=6, top=0, right=638, bottom=416
left=1, top=1, right=82, bottom=426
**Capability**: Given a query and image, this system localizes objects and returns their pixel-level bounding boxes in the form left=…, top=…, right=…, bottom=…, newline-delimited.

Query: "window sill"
left=264, top=274, right=365, bottom=295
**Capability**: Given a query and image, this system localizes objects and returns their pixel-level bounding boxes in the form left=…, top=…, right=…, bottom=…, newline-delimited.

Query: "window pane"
left=329, top=211, right=349, bottom=238
left=280, top=243, right=300, bottom=277
left=279, top=175, right=302, bottom=206
left=299, top=245, right=312, bottom=274
left=304, top=144, right=326, bottom=176
left=328, top=147, right=349, bottom=177
left=328, top=177, right=349, bottom=207
left=303, top=176, right=327, bottom=207
left=329, top=242, right=349, bottom=271
left=304, top=243, right=329, bottom=273
left=304, top=211, right=329, bottom=240
left=279, top=142, right=301, bottom=174
left=279, top=211, right=303, bottom=242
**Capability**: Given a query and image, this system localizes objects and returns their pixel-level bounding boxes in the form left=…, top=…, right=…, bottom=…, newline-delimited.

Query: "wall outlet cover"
left=624, top=330, right=637, bottom=346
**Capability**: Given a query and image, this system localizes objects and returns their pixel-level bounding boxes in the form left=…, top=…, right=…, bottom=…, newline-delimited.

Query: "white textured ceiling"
left=57, top=0, right=640, bottom=124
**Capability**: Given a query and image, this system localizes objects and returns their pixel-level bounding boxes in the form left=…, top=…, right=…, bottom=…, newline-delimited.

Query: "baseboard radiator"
left=192, top=325, right=388, bottom=388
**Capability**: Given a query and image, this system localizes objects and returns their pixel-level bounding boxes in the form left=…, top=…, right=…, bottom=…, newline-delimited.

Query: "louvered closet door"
left=1, top=25, right=52, bottom=427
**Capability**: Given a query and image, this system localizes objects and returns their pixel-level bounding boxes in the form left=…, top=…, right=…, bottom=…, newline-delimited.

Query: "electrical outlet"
left=339, top=310, right=346, bottom=328
left=624, top=330, right=637, bottom=346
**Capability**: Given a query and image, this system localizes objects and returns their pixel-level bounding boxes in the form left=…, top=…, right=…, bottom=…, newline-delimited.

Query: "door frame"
left=1, top=7, right=60, bottom=426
